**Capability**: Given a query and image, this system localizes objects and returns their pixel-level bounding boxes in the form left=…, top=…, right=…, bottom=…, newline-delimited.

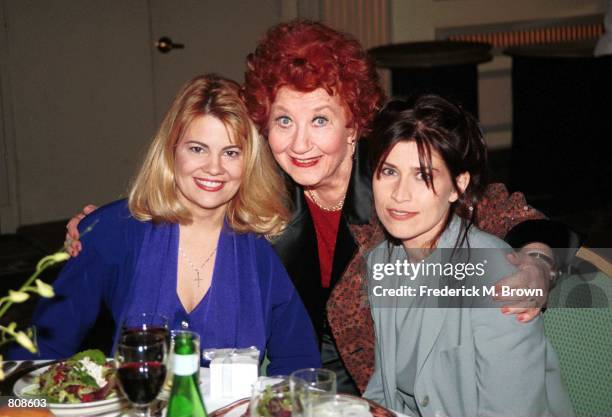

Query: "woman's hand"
left=493, top=244, right=555, bottom=322
left=64, top=204, right=97, bottom=257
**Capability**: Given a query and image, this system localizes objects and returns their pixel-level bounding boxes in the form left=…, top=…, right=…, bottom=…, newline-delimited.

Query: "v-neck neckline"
left=175, top=223, right=223, bottom=315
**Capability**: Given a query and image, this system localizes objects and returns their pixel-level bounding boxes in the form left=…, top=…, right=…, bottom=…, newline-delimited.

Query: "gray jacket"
left=364, top=217, right=574, bottom=417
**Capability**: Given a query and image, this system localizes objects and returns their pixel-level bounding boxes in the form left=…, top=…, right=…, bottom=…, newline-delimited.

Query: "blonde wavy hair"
left=128, top=74, right=289, bottom=236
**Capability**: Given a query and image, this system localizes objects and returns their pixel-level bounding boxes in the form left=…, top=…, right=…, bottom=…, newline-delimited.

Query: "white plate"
left=13, top=364, right=126, bottom=416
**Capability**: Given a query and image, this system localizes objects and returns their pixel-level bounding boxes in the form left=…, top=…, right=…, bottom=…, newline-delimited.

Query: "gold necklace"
left=305, top=189, right=346, bottom=212
left=179, top=246, right=217, bottom=287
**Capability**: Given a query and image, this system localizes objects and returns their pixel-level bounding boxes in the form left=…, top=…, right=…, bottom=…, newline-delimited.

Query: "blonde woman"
left=8, top=74, right=320, bottom=374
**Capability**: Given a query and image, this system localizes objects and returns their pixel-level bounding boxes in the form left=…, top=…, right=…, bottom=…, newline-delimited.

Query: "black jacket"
left=271, top=140, right=373, bottom=338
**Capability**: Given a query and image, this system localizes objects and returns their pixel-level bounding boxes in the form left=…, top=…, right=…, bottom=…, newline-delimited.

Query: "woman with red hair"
left=67, top=20, right=565, bottom=395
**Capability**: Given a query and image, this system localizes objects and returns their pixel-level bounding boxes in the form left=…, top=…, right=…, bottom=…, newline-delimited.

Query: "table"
left=5, top=362, right=409, bottom=417
left=368, top=41, right=492, bottom=118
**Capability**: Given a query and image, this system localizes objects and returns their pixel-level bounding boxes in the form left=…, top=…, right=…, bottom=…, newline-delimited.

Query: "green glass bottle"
left=166, top=331, right=207, bottom=417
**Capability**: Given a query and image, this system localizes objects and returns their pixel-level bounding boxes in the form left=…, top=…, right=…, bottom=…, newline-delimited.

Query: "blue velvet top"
left=7, top=200, right=321, bottom=375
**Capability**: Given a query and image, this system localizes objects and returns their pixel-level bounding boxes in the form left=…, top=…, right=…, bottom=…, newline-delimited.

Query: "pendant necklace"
left=179, top=246, right=217, bottom=287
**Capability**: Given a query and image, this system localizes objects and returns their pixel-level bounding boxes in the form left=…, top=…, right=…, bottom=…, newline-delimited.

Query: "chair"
left=544, top=258, right=612, bottom=417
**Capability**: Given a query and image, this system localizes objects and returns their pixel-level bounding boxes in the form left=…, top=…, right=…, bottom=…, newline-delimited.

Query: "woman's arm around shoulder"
left=253, top=237, right=321, bottom=375
left=473, top=187, right=564, bottom=321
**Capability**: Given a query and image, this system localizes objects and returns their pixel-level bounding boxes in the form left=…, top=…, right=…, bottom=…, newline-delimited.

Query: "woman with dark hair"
left=66, top=20, right=564, bottom=394
left=363, top=95, right=573, bottom=416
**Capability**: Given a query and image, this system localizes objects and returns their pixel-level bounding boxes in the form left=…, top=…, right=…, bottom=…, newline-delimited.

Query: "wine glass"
left=122, top=313, right=172, bottom=396
left=121, top=312, right=169, bottom=345
left=115, top=331, right=168, bottom=417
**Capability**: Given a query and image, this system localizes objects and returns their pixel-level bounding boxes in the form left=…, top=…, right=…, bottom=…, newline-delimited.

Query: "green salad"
left=253, top=384, right=293, bottom=417
left=34, top=349, right=116, bottom=403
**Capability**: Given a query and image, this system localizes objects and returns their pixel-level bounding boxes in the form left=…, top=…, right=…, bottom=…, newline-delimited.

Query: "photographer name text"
left=371, top=285, right=543, bottom=298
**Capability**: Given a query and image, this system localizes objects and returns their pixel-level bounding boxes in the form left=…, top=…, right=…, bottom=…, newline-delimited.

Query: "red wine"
left=122, top=326, right=170, bottom=347
left=117, top=361, right=167, bottom=405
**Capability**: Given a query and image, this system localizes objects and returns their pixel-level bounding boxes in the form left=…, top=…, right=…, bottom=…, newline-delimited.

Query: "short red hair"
left=243, top=20, right=385, bottom=138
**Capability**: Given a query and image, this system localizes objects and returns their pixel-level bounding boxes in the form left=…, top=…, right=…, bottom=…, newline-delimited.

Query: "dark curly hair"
left=243, top=20, right=385, bottom=138
left=369, top=95, right=489, bottom=247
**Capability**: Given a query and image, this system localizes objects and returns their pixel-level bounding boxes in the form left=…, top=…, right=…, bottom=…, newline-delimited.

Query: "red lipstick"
left=194, top=178, right=224, bottom=192
left=290, top=156, right=320, bottom=168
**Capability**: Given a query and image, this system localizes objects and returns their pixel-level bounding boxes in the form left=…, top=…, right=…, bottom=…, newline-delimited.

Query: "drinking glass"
left=290, top=368, right=337, bottom=417
left=249, top=376, right=295, bottom=417
left=290, top=368, right=336, bottom=393
left=306, top=394, right=370, bottom=417
left=115, top=331, right=168, bottom=417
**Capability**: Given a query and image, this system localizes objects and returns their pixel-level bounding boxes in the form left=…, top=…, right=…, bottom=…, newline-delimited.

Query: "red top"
left=305, top=196, right=342, bottom=288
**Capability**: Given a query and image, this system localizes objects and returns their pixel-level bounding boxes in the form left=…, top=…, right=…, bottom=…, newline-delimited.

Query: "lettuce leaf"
left=69, top=349, right=106, bottom=365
